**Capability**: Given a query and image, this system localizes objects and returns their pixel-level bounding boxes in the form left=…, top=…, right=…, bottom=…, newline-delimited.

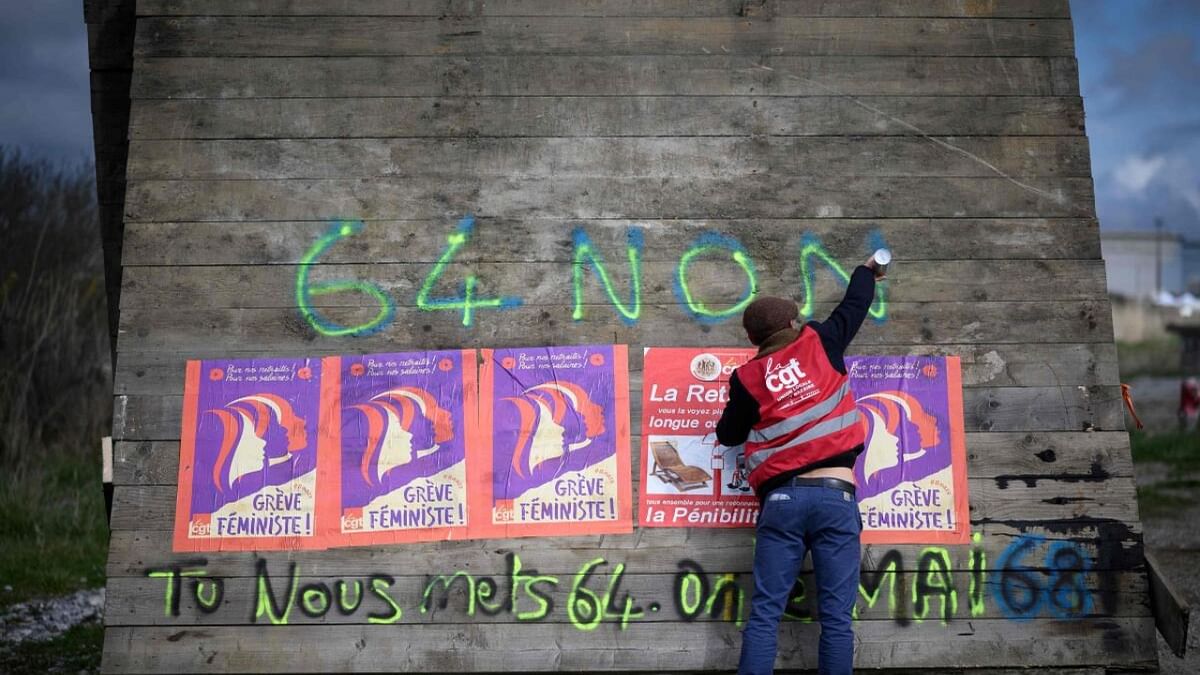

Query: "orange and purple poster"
left=471, top=345, right=632, bottom=539
left=849, top=355, right=969, bottom=545
left=331, top=350, right=476, bottom=547
left=173, top=357, right=337, bottom=552
left=639, top=347, right=758, bottom=528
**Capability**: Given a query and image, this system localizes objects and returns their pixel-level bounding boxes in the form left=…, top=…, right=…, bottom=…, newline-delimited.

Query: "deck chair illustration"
left=649, top=441, right=712, bottom=492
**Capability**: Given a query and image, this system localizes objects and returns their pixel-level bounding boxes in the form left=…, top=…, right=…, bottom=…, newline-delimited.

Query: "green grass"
left=0, top=448, right=109, bottom=609
left=1129, top=430, right=1200, bottom=471
left=0, top=620, right=103, bottom=674
left=0, top=447, right=109, bottom=672
left=1117, top=336, right=1183, bottom=380
left=1131, top=431, right=1200, bottom=519
left=1137, top=480, right=1195, bottom=516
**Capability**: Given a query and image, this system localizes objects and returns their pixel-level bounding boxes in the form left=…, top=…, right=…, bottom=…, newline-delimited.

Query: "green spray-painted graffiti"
left=571, top=227, right=643, bottom=324
left=416, top=215, right=524, bottom=327
left=144, top=536, right=1106, bottom=630
left=673, top=233, right=759, bottom=324
left=295, top=221, right=395, bottom=337
left=799, top=233, right=887, bottom=322
left=294, top=217, right=888, bottom=336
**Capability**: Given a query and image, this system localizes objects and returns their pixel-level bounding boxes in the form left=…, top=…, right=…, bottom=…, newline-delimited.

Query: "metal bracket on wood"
left=1145, top=550, right=1190, bottom=657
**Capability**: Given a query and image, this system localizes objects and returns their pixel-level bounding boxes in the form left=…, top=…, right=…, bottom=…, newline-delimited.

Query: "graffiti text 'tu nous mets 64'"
left=296, top=216, right=889, bottom=337
left=145, top=535, right=1101, bottom=630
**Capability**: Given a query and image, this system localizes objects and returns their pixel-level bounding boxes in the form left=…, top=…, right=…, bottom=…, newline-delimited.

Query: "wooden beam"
left=1145, top=550, right=1190, bottom=657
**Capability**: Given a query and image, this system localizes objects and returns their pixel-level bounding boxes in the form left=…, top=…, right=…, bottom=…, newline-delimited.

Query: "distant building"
left=1185, top=240, right=1200, bottom=294
left=1100, top=230, right=1188, bottom=299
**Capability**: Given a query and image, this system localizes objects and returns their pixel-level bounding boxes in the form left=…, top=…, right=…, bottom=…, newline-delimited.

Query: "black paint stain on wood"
left=1042, top=496, right=1091, bottom=505
left=994, top=461, right=1108, bottom=489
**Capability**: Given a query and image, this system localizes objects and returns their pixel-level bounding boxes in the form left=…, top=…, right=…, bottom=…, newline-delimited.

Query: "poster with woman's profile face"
left=847, top=355, right=969, bottom=545
left=471, top=344, right=632, bottom=539
left=334, top=350, right=475, bottom=546
left=173, top=357, right=334, bottom=552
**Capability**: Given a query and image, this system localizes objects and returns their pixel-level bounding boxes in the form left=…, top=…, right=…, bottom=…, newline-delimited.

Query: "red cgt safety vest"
left=737, top=328, right=865, bottom=492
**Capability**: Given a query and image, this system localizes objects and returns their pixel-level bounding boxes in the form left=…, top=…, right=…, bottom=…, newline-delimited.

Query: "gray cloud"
left=1144, top=0, right=1200, bottom=23
left=0, top=0, right=94, bottom=162
left=1101, top=34, right=1200, bottom=109
left=1146, top=119, right=1200, bottom=155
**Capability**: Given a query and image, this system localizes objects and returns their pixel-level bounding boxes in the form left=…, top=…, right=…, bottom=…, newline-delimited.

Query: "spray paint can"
left=871, top=248, right=892, bottom=277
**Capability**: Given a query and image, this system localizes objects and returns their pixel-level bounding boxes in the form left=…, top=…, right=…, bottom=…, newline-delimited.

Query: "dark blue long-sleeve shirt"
left=715, top=266, right=876, bottom=495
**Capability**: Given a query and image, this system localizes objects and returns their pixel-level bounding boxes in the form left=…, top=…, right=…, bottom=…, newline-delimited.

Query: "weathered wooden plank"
left=130, top=56, right=1080, bottom=98
left=107, top=473, right=1139, bottom=533
left=110, top=383, right=1125, bottom=442
left=135, top=0, right=743, bottom=17
left=960, top=386, right=1123, bottom=433
left=120, top=218, right=1102, bottom=266
left=964, top=431, right=1132, bottom=479
left=123, top=176, right=1095, bottom=222
left=781, top=0, right=1072, bottom=18
left=118, top=260, right=1108, bottom=313
left=111, top=342, right=1119, bottom=397
left=1144, top=550, right=1190, bottom=658
left=104, top=570, right=1147, bottom=626
left=969, top=477, right=1140, bottom=523
left=100, top=618, right=1158, bottom=672
left=135, top=0, right=1072, bottom=19
left=112, top=360, right=1104, bottom=413
left=89, top=72, right=132, bottom=153
left=126, top=137, right=1093, bottom=181
left=106, top=518, right=1145, bottom=579
left=87, top=13, right=136, bottom=71
left=111, top=301, right=1115, bottom=354
left=128, top=96, right=1088, bottom=140
left=134, top=17, right=1075, bottom=58
left=112, top=430, right=1132, bottom=487
left=85, top=0, right=134, bottom=24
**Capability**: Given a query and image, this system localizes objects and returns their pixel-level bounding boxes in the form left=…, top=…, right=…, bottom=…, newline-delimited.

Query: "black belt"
left=782, top=476, right=856, bottom=495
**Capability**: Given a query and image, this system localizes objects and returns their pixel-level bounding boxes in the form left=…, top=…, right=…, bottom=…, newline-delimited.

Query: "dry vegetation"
left=0, top=146, right=111, bottom=673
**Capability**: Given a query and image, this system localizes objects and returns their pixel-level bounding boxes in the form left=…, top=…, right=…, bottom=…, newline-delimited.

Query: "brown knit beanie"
left=742, top=296, right=798, bottom=345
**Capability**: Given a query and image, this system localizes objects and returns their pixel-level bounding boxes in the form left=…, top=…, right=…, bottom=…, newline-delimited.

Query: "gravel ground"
left=0, top=588, right=104, bottom=647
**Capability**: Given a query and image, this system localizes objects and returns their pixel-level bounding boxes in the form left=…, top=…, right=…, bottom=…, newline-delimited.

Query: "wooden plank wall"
left=96, top=0, right=1156, bottom=672
left=85, top=0, right=136, bottom=368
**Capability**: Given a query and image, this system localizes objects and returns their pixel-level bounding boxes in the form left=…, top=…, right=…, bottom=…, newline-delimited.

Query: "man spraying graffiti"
left=716, top=253, right=887, bottom=675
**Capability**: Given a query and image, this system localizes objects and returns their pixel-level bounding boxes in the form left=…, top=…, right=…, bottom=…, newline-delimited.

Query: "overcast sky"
left=1, top=0, right=1197, bottom=237
left=1073, top=0, right=1200, bottom=237
left=0, top=0, right=93, bottom=165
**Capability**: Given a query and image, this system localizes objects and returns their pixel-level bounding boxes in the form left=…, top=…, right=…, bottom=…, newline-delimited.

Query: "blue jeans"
left=738, top=485, right=862, bottom=675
